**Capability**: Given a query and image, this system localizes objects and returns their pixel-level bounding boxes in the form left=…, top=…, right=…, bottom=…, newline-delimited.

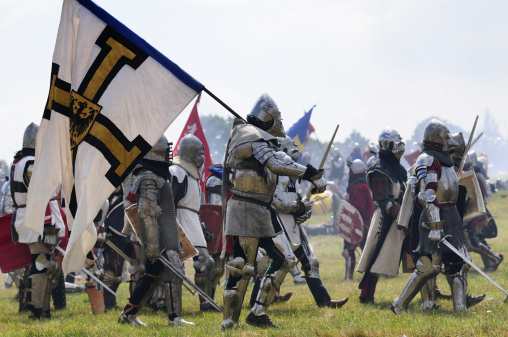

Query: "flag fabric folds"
left=25, top=0, right=203, bottom=274
left=286, top=105, right=316, bottom=160
left=172, top=93, right=213, bottom=202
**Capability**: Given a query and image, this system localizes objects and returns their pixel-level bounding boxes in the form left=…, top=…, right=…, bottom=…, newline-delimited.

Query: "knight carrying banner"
left=24, top=0, right=203, bottom=274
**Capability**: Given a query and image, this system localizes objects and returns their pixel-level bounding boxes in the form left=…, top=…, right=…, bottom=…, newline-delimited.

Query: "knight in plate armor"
left=391, top=119, right=471, bottom=313
left=251, top=135, right=348, bottom=308
left=118, top=135, right=191, bottom=326
left=221, top=93, right=327, bottom=329
left=356, top=128, right=407, bottom=304
left=11, top=123, right=67, bottom=319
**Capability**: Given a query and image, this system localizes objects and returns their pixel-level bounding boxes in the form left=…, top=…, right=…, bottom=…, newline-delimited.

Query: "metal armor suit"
left=118, top=135, right=189, bottom=326
left=222, top=94, right=327, bottom=329
left=171, top=134, right=215, bottom=311
left=391, top=119, right=471, bottom=313
left=11, top=123, right=65, bottom=319
left=265, top=136, right=348, bottom=308
left=356, top=129, right=406, bottom=304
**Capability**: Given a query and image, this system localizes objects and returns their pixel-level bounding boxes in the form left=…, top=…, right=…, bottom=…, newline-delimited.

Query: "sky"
left=2, top=0, right=508, bottom=168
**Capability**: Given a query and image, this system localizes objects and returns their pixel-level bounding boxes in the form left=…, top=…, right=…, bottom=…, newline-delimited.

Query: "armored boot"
left=446, top=272, right=467, bottom=311
left=289, top=265, right=306, bottom=284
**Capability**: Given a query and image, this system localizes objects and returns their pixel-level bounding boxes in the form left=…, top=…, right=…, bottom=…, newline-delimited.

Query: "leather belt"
left=177, top=206, right=200, bottom=214
left=231, top=194, right=271, bottom=207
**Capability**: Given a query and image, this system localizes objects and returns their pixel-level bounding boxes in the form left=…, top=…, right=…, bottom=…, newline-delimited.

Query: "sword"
left=55, top=246, right=117, bottom=297
left=306, top=124, right=340, bottom=200
left=438, top=235, right=508, bottom=303
left=159, top=253, right=223, bottom=312
left=105, top=240, right=132, bottom=264
left=457, top=115, right=478, bottom=179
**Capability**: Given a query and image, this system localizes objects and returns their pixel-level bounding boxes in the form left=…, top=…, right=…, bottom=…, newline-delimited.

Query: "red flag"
left=173, top=93, right=213, bottom=202
left=304, top=122, right=315, bottom=145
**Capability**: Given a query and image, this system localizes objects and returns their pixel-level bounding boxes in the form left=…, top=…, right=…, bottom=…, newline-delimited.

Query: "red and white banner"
left=173, top=93, right=213, bottom=202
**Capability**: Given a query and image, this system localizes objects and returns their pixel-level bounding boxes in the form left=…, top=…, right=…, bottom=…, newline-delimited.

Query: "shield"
left=459, top=170, right=486, bottom=221
left=199, top=204, right=223, bottom=254
left=124, top=203, right=198, bottom=262
left=0, top=213, right=31, bottom=273
left=334, top=199, right=364, bottom=245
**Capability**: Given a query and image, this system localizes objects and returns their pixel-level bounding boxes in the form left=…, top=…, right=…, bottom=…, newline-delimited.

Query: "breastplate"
left=437, top=166, right=458, bottom=204
left=231, top=168, right=277, bottom=196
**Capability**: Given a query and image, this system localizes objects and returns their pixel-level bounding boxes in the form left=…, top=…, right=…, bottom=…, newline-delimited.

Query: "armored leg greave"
left=28, top=273, right=51, bottom=318
left=210, top=253, right=226, bottom=300
left=222, top=237, right=258, bottom=330
left=193, top=247, right=215, bottom=311
left=419, top=276, right=437, bottom=310
left=103, top=249, right=124, bottom=310
left=446, top=270, right=467, bottom=311
left=251, top=263, right=291, bottom=316
left=391, top=256, right=440, bottom=314
left=165, top=277, right=183, bottom=318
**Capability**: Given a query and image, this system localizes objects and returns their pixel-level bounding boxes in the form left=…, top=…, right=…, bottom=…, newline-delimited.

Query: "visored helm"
left=449, top=132, right=465, bottom=168
left=423, top=118, right=458, bottom=152
left=22, top=123, right=39, bottom=150
left=378, top=128, right=405, bottom=160
left=246, top=93, right=285, bottom=137
left=178, top=134, right=205, bottom=168
left=277, top=136, right=299, bottom=162
left=144, top=135, right=170, bottom=163
left=350, top=159, right=366, bottom=174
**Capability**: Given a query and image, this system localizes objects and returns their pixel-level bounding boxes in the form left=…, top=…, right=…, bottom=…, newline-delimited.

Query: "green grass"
left=1, top=193, right=508, bottom=336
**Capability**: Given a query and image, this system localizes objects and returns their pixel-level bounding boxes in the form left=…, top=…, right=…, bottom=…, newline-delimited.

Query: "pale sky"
left=2, top=0, right=508, bottom=166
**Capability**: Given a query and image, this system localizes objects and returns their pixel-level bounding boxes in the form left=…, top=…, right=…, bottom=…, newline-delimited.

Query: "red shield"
left=0, top=213, right=31, bottom=273
left=200, top=204, right=223, bottom=254
left=335, top=199, right=364, bottom=245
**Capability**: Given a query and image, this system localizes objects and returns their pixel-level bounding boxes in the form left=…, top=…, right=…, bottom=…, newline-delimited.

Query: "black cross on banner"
left=43, top=25, right=152, bottom=218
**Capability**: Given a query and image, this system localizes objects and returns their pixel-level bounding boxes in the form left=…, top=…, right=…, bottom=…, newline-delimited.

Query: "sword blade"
left=55, top=246, right=117, bottom=297
left=105, top=240, right=132, bottom=264
left=159, top=254, right=223, bottom=312
left=439, top=237, right=508, bottom=301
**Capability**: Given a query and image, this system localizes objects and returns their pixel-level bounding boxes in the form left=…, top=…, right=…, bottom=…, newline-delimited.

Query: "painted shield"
left=0, top=213, right=31, bottom=273
left=200, top=204, right=223, bottom=254
left=335, top=199, right=364, bottom=245
left=459, top=170, right=486, bottom=221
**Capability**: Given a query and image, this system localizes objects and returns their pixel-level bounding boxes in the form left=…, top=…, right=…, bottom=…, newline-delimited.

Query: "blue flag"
left=286, top=105, right=315, bottom=160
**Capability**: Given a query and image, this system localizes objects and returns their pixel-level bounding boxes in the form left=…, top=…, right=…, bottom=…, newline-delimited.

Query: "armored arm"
left=136, top=175, right=162, bottom=262
left=414, top=153, right=443, bottom=242
left=273, top=177, right=312, bottom=215
left=252, top=142, right=326, bottom=193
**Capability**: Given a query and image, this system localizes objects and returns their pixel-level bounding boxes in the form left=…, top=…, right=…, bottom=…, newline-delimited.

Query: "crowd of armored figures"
left=1, top=93, right=503, bottom=329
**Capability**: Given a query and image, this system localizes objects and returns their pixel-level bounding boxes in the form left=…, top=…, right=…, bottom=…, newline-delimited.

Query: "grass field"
left=1, top=192, right=507, bottom=336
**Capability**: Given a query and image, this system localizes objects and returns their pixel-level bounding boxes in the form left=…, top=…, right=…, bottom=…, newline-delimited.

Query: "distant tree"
left=483, top=109, right=501, bottom=140
left=200, top=114, right=234, bottom=164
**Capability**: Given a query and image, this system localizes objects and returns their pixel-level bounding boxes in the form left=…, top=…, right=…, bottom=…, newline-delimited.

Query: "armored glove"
left=428, top=221, right=444, bottom=242
left=296, top=199, right=313, bottom=215
left=165, top=249, right=185, bottom=275
left=302, top=164, right=326, bottom=194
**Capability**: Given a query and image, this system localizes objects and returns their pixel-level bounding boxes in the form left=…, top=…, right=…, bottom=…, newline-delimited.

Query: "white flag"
left=25, top=0, right=203, bottom=274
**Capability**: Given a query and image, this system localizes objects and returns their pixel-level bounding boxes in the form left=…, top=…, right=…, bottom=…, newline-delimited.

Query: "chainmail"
left=416, top=205, right=466, bottom=256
